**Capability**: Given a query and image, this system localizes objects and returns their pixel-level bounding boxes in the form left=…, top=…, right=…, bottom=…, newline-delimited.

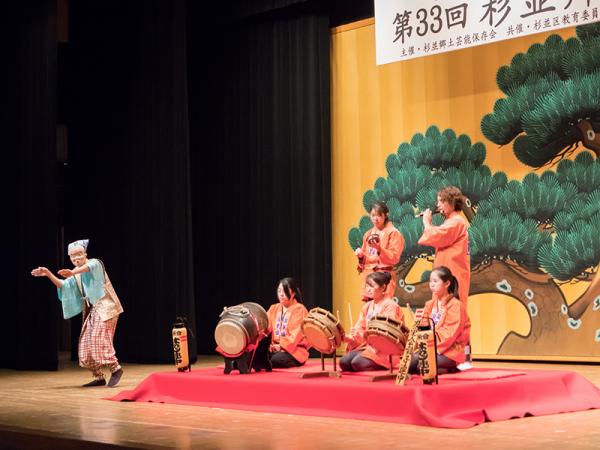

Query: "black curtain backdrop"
left=65, top=0, right=196, bottom=363
left=1, top=0, right=59, bottom=370
left=0, top=0, right=372, bottom=368
left=187, top=2, right=332, bottom=353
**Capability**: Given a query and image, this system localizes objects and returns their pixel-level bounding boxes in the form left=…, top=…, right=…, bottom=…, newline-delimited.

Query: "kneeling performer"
left=267, top=277, right=310, bottom=368
left=408, top=266, right=470, bottom=375
left=341, top=271, right=404, bottom=372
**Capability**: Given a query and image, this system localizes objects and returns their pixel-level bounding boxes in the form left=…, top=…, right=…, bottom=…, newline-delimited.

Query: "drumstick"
left=406, top=303, right=415, bottom=322
left=347, top=302, right=354, bottom=328
left=336, top=309, right=340, bottom=321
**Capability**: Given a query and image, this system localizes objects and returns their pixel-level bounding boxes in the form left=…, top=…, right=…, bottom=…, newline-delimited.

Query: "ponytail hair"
left=431, top=266, right=460, bottom=299
left=278, top=277, right=303, bottom=303
left=366, top=271, right=392, bottom=289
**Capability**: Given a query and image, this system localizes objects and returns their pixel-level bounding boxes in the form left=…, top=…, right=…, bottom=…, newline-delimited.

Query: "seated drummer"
left=266, top=277, right=310, bottom=368
left=408, top=266, right=471, bottom=375
left=340, top=271, right=404, bottom=372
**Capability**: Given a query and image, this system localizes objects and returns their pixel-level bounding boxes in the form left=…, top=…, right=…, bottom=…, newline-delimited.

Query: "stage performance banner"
left=375, top=0, right=600, bottom=64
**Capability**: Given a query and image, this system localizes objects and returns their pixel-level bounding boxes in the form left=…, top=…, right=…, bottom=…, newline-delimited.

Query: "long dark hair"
left=431, top=266, right=460, bottom=299
left=366, top=271, right=392, bottom=289
left=278, top=277, right=303, bottom=303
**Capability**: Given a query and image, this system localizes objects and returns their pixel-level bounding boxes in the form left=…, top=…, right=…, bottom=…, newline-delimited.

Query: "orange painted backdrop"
left=330, top=19, right=593, bottom=360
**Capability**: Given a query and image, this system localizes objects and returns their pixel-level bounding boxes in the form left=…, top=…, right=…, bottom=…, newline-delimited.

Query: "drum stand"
left=223, top=335, right=272, bottom=375
left=299, top=352, right=341, bottom=379
left=369, top=355, right=400, bottom=382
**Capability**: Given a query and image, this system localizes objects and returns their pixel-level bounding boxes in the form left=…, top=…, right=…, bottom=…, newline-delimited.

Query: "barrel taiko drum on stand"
left=214, top=302, right=271, bottom=374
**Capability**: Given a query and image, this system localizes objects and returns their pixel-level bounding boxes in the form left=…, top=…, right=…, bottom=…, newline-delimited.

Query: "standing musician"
left=266, top=277, right=310, bottom=368
left=355, top=201, right=404, bottom=301
left=341, top=271, right=404, bottom=372
left=408, top=266, right=470, bottom=374
left=418, top=186, right=470, bottom=305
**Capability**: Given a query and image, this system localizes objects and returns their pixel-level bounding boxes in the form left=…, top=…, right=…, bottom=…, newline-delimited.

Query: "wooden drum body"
left=301, top=307, right=345, bottom=354
left=214, top=302, right=269, bottom=357
left=365, top=315, right=408, bottom=356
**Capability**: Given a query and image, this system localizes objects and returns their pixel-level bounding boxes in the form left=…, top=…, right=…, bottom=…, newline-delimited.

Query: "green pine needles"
left=482, top=23, right=600, bottom=167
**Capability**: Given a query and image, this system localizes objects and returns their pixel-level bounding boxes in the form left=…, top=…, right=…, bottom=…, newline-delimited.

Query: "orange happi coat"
left=267, top=302, right=310, bottom=364
left=422, top=295, right=470, bottom=363
left=347, top=298, right=404, bottom=369
left=418, top=214, right=470, bottom=304
left=359, top=221, right=404, bottom=299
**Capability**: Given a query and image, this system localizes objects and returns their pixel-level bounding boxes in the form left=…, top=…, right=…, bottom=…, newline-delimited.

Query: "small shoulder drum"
left=365, top=314, right=408, bottom=356
left=301, top=307, right=345, bottom=354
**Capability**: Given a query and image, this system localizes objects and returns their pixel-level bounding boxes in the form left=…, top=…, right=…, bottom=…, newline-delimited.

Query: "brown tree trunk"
left=568, top=265, right=600, bottom=320
left=471, top=260, right=600, bottom=356
left=397, top=259, right=600, bottom=356
left=394, top=259, right=430, bottom=307
left=577, top=120, right=600, bottom=156
left=395, top=259, right=416, bottom=283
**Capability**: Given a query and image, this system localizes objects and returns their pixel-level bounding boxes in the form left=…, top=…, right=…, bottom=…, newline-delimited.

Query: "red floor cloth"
left=107, top=366, right=600, bottom=428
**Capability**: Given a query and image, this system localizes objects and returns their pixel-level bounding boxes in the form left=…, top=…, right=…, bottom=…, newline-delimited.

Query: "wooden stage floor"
left=1, top=355, right=599, bottom=450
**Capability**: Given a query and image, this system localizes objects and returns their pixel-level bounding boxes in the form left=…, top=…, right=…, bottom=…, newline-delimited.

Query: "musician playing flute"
left=418, top=186, right=470, bottom=305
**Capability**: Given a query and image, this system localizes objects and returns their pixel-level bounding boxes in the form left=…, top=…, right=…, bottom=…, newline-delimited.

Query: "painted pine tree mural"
left=348, top=125, right=507, bottom=304
left=481, top=23, right=600, bottom=167
left=348, top=23, right=600, bottom=357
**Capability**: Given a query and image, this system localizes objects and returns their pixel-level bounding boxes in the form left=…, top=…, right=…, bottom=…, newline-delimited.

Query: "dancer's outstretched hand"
left=58, top=268, right=75, bottom=278
left=31, top=266, right=50, bottom=277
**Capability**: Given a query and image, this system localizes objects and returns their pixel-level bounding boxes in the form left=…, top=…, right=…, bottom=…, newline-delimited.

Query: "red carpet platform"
left=107, top=363, right=600, bottom=428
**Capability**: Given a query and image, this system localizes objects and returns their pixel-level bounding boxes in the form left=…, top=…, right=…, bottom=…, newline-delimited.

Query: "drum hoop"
left=220, top=305, right=252, bottom=318
left=306, top=308, right=344, bottom=334
left=309, top=307, right=338, bottom=322
left=368, top=315, right=402, bottom=324
left=302, top=321, right=334, bottom=338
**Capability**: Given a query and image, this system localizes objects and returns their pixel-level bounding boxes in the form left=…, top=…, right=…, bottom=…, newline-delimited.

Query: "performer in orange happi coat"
left=267, top=277, right=310, bottom=368
left=409, top=266, right=471, bottom=374
left=418, top=186, right=470, bottom=304
left=341, top=271, right=404, bottom=371
left=355, top=201, right=404, bottom=300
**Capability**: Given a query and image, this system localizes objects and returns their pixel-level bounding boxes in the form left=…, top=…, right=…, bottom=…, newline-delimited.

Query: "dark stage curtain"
left=187, top=2, right=332, bottom=353
left=66, top=0, right=196, bottom=363
left=2, top=0, right=335, bottom=366
left=0, top=0, right=59, bottom=370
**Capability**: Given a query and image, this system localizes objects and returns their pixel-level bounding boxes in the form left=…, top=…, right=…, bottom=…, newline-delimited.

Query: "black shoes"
left=107, top=368, right=123, bottom=387
left=82, top=378, right=106, bottom=387
left=81, top=368, right=123, bottom=387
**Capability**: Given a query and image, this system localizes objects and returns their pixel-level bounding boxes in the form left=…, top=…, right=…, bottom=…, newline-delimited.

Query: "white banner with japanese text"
left=375, top=0, right=600, bottom=64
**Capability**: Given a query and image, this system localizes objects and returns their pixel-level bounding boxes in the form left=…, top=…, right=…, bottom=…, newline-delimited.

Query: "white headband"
left=68, top=239, right=89, bottom=254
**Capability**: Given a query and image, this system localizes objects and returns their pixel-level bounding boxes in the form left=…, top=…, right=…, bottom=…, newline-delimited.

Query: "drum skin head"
left=215, top=321, right=248, bottom=356
left=366, top=334, right=405, bottom=355
left=215, top=302, right=268, bottom=357
left=302, top=322, right=335, bottom=353
left=365, top=315, right=408, bottom=356
left=301, top=308, right=345, bottom=354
